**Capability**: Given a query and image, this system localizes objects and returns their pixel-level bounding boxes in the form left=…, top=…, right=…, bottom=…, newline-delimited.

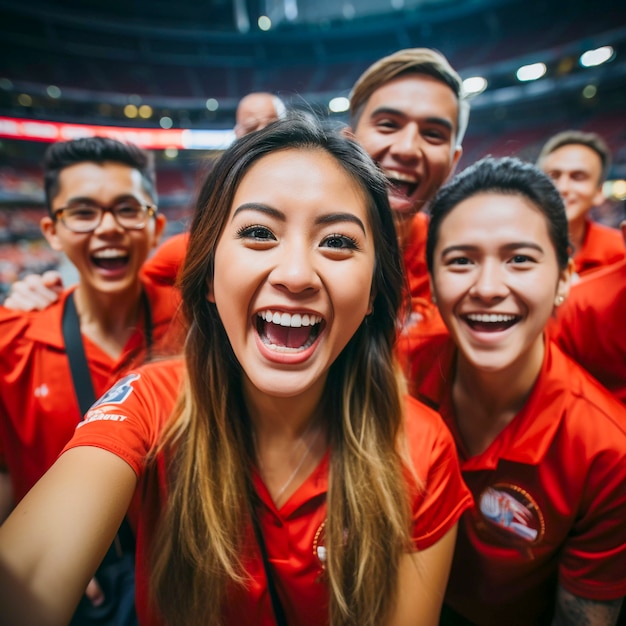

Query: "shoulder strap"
left=62, top=288, right=154, bottom=416
left=250, top=506, right=289, bottom=626
left=62, top=292, right=97, bottom=416
left=61, top=291, right=135, bottom=559
left=140, top=287, right=154, bottom=361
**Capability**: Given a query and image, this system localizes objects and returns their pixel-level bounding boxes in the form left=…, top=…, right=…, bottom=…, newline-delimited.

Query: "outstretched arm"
left=552, top=585, right=623, bottom=626
left=3, top=270, right=64, bottom=311
left=390, top=524, right=458, bottom=626
left=0, top=446, right=137, bottom=626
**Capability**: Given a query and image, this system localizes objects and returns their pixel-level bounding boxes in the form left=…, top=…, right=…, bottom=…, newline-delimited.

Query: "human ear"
left=448, top=146, right=463, bottom=180
left=151, top=214, right=167, bottom=248
left=341, top=125, right=356, bottom=140
left=40, top=216, right=64, bottom=252
left=592, top=185, right=606, bottom=209
left=554, top=258, right=574, bottom=307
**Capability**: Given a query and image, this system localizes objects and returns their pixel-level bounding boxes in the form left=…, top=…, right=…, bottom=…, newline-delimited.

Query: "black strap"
left=139, top=288, right=154, bottom=362
left=250, top=504, right=289, bottom=626
left=61, top=290, right=151, bottom=557
left=62, top=293, right=97, bottom=415
left=62, top=290, right=154, bottom=415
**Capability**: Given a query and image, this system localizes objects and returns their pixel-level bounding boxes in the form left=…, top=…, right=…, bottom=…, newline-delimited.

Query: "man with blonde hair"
left=348, top=48, right=469, bottom=321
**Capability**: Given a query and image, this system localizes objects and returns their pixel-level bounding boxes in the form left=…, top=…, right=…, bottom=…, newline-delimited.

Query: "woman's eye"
left=376, top=119, right=398, bottom=130
left=448, top=256, right=471, bottom=266
left=511, top=254, right=533, bottom=264
left=321, top=234, right=359, bottom=250
left=236, top=225, right=275, bottom=240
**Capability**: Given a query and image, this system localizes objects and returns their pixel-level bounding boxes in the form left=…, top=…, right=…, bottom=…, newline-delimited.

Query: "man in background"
left=547, top=216, right=626, bottom=405
left=0, top=136, right=176, bottom=624
left=537, top=129, right=625, bottom=279
left=4, top=91, right=288, bottom=303
left=234, top=91, right=286, bottom=138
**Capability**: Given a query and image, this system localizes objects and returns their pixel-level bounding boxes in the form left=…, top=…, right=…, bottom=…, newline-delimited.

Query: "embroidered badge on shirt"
left=478, top=484, right=545, bottom=544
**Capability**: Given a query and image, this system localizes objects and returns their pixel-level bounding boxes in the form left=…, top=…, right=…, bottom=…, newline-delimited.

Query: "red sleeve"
left=404, top=396, right=473, bottom=550
left=62, top=360, right=183, bottom=476
left=140, top=232, right=189, bottom=287
left=557, top=397, right=626, bottom=600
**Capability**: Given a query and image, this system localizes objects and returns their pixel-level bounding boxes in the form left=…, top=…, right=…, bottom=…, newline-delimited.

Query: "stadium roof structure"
left=0, top=0, right=624, bottom=141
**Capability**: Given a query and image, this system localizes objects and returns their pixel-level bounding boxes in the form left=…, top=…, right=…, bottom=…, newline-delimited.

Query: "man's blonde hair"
left=350, top=48, right=470, bottom=148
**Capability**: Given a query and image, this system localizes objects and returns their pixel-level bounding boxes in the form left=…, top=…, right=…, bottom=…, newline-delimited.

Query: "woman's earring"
left=554, top=295, right=565, bottom=307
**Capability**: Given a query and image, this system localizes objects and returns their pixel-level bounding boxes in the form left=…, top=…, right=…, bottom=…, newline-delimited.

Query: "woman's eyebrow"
left=231, top=203, right=284, bottom=221
left=315, top=212, right=367, bottom=235
left=232, top=204, right=367, bottom=235
left=441, top=241, right=545, bottom=255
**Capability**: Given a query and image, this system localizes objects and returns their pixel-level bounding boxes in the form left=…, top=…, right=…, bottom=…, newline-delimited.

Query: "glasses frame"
left=53, top=200, right=157, bottom=233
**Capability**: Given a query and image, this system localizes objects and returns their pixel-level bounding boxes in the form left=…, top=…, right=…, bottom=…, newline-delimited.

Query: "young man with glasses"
left=0, top=136, right=178, bottom=624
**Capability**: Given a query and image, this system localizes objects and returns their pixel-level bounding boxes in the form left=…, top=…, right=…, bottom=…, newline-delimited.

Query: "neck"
left=568, top=216, right=589, bottom=254
left=74, top=281, right=144, bottom=359
left=245, top=379, right=328, bottom=507
left=452, top=337, right=545, bottom=456
left=245, top=380, right=324, bottom=442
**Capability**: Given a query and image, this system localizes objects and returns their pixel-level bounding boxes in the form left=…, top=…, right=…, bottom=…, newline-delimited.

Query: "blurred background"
left=1, top=0, right=625, bottom=295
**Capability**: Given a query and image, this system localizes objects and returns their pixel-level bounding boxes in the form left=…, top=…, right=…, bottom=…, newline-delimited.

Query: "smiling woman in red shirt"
left=398, top=156, right=626, bottom=626
left=0, top=116, right=471, bottom=626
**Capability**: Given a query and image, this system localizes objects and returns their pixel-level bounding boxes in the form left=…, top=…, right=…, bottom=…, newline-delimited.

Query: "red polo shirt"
left=141, top=232, right=189, bottom=287
left=574, top=219, right=625, bottom=278
left=0, top=280, right=180, bottom=504
left=400, top=212, right=448, bottom=334
left=64, top=358, right=472, bottom=626
left=401, top=333, right=626, bottom=625
left=547, top=258, right=626, bottom=404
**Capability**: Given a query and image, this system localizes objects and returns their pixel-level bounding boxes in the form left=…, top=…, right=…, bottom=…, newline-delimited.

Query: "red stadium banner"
left=0, top=117, right=234, bottom=150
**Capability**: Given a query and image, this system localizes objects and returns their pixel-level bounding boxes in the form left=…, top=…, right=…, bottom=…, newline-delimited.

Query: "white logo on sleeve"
left=77, top=373, right=141, bottom=428
left=92, top=373, right=141, bottom=408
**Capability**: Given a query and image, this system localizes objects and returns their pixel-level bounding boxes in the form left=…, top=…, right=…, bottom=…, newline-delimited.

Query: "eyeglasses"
left=53, top=199, right=157, bottom=233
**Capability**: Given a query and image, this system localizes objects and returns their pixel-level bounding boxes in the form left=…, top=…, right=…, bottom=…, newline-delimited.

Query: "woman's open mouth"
left=463, top=313, right=520, bottom=332
left=256, top=309, right=324, bottom=352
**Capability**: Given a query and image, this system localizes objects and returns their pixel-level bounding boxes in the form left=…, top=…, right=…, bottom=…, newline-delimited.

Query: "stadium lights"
left=124, top=104, right=138, bottom=118
left=516, top=62, right=547, bottom=82
left=606, top=179, right=626, bottom=201
left=138, top=105, right=153, bottom=119
left=258, top=15, right=272, bottom=30
left=46, top=85, right=62, bottom=99
left=329, top=96, right=350, bottom=113
left=463, top=76, right=488, bottom=96
left=580, top=46, right=614, bottom=68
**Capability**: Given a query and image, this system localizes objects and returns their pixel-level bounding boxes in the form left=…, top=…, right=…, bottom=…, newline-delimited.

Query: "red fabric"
left=400, top=212, right=448, bottom=336
left=64, top=358, right=472, bottom=626
left=400, top=333, right=626, bottom=625
left=547, top=259, right=626, bottom=404
left=573, top=219, right=625, bottom=278
left=0, top=280, right=180, bottom=503
left=141, top=232, right=189, bottom=287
